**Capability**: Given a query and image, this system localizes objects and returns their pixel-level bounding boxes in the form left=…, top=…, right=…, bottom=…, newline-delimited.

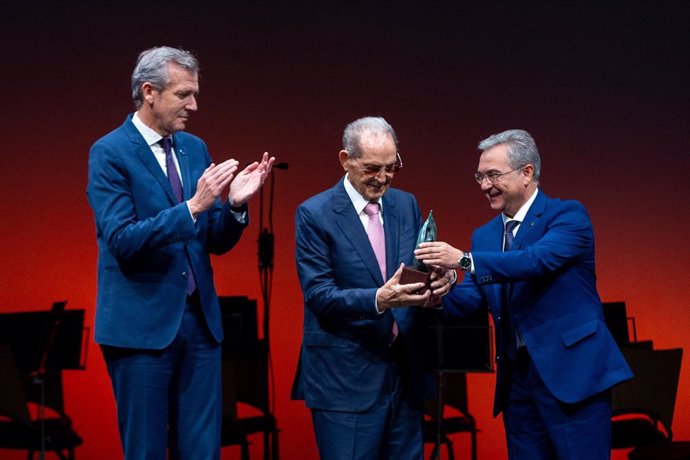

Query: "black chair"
left=423, top=372, right=478, bottom=460
left=0, top=345, right=83, bottom=460
left=611, top=347, right=683, bottom=451
left=602, top=301, right=654, bottom=349
left=221, top=340, right=279, bottom=460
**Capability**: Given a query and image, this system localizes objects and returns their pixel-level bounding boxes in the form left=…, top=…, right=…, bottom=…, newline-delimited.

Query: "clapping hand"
left=228, top=152, right=276, bottom=207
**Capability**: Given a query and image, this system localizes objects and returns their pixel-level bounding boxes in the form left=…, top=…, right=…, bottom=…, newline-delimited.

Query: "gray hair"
left=342, top=116, right=399, bottom=158
left=478, top=129, right=541, bottom=181
left=131, top=46, right=199, bottom=109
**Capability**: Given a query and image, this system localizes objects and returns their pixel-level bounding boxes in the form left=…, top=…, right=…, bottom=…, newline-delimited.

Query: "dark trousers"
left=502, top=348, right=612, bottom=460
left=102, top=297, right=222, bottom=460
left=311, top=345, right=423, bottom=460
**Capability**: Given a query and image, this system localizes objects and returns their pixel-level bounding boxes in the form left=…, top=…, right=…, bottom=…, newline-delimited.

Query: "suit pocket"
left=561, top=320, right=598, bottom=347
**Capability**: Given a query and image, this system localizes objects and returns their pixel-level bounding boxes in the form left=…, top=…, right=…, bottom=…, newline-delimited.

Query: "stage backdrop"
left=1, top=2, right=688, bottom=459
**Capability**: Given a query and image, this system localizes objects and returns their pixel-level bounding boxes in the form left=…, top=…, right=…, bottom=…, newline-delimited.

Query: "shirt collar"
left=503, top=188, right=539, bottom=225
left=343, top=174, right=383, bottom=216
left=132, top=112, right=168, bottom=148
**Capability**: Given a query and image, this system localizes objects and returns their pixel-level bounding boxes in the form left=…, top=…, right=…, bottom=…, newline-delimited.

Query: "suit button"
left=182, top=271, right=188, bottom=277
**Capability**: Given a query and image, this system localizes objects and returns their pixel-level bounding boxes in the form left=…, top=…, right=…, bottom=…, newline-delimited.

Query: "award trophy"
left=400, top=211, right=436, bottom=291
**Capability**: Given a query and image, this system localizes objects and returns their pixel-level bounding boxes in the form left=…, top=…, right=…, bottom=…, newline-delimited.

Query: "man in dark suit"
left=86, top=46, right=274, bottom=460
left=415, top=129, right=632, bottom=459
left=291, top=116, right=454, bottom=460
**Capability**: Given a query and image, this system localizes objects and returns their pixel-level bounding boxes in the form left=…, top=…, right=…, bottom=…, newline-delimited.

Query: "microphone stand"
left=258, top=173, right=275, bottom=349
left=258, top=163, right=286, bottom=418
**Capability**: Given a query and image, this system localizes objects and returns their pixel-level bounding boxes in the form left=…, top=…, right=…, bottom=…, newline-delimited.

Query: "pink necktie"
left=364, top=202, right=386, bottom=280
left=364, top=202, right=398, bottom=341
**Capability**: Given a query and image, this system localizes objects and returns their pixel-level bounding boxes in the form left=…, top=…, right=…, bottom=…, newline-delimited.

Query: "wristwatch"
left=459, top=252, right=472, bottom=271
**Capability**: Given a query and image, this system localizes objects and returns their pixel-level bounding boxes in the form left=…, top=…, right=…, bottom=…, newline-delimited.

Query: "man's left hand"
left=228, top=152, right=276, bottom=206
left=424, top=267, right=455, bottom=308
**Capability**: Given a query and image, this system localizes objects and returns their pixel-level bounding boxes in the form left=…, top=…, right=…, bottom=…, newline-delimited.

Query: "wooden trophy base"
left=400, top=267, right=432, bottom=293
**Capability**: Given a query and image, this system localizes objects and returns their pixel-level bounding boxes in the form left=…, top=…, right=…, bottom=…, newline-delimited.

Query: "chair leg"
left=471, top=428, right=477, bottom=460
left=428, top=444, right=439, bottom=460
left=271, top=429, right=279, bottom=460
left=241, top=439, right=250, bottom=460
left=444, top=438, right=454, bottom=460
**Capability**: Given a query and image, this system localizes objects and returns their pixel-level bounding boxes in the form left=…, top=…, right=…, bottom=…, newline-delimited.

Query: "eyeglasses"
left=474, top=165, right=525, bottom=184
left=350, top=152, right=403, bottom=176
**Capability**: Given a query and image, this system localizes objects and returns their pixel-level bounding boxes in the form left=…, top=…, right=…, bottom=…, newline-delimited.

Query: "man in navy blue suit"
left=87, top=46, right=274, bottom=459
left=291, top=117, right=454, bottom=460
left=415, top=129, right=632, bottom=459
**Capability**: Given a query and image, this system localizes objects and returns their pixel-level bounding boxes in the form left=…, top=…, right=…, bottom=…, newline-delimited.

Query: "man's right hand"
left=187, top=159, right=239, bottom=218
left=376, top=263, right=431, bottom=310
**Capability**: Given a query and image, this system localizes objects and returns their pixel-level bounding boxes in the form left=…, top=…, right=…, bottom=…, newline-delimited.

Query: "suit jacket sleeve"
left=471, top=200, right=595, bottom=285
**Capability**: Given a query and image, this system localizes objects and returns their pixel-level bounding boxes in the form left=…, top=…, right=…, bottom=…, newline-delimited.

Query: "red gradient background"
left=2, top=2, right=688, bottom=459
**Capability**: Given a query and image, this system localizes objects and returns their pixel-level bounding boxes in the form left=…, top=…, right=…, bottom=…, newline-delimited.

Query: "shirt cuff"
left=185, top=202, right=197, bottom=223
left=228, top=202, right=248, bottom=223
left=374, top=290, right=385, bottom=314
left=448, top=269, right=458, bottom=285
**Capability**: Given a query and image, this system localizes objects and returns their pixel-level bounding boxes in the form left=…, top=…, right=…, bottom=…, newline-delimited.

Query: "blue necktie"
left=160, top=138, right=197, bottom=295
left=502, top=220, right=520, bottom=359
left=504, top=220, right=519, bottom=251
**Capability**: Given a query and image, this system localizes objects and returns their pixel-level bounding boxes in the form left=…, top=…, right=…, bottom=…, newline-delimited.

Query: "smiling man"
left=291, top=116, right=454, bottom=460
left=87, top=46, right=273, bottom=459
left=414, top=129, right=632, bottom=460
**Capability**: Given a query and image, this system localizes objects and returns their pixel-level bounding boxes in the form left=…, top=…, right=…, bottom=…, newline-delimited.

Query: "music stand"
left=35, top=301, right=67, bottom=460
left=422, top=312, right=493, bottom=460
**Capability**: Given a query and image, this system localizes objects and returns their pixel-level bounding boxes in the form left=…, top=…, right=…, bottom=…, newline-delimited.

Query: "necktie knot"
left=505, top=220, right=519, bottom=234
left=160, top=137, right=173, bottom=155
left=364, top=202, right=380, bottom=217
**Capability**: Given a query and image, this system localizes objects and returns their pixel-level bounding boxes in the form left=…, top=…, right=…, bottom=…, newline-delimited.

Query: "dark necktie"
left=160, top=137, right=183, bottom=203
left=504, top=220, right=519, bottom=251
left=159, top=138, right=197, bottom=295
left=502, top=220, right=520, bottom=359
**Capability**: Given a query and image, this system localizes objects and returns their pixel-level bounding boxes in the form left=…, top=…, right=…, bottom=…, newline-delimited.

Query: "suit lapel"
left=381, top=194, right=400, bottom=279
left=124, top=119, right=178, bottom=205
left=331, top=182, right=385, bottom=285
left=512, top=191, right=547, bottom=250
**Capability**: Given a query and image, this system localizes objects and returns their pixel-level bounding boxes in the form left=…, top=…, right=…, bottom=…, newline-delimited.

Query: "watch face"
left=460, top=256, right=471, bottom=269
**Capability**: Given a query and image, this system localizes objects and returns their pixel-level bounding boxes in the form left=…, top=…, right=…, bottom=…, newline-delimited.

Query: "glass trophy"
left=400, top=210, right=436, bottom=291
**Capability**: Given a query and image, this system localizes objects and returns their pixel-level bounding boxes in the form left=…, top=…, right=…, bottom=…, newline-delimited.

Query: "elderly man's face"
left=341, top=132, right=397, bottom=202
left=147, top=63, right=199, bottom=136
